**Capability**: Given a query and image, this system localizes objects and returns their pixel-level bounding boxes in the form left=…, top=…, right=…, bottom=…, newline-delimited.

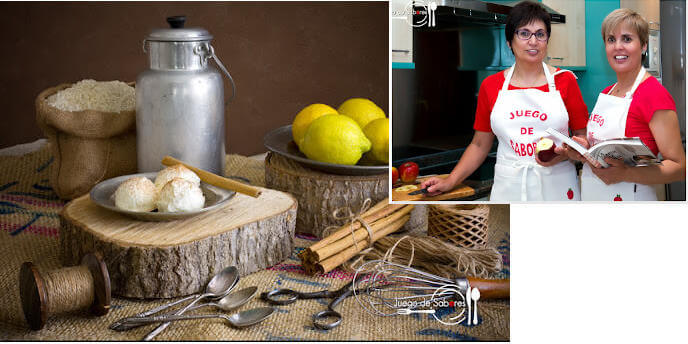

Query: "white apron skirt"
left=581, top=67, right=658, bottom=201
left=489, top=62, right=580, bottom=201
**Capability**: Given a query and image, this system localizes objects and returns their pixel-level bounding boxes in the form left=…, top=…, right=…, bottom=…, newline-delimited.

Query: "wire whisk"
left=352, top=260, right=509, bottom=319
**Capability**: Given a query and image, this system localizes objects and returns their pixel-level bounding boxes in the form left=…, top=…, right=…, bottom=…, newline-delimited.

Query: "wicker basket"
left=427, top=204, right=490, bottom=248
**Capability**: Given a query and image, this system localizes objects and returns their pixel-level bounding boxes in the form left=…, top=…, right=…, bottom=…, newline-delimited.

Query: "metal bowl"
left=89, top=172, right=236, bottom=222
left=263, top=125, right=388, bottom=176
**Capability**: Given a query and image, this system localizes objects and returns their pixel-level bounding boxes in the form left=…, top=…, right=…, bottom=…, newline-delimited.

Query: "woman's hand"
left=535, top=150, right=568, bottom=166
left=590, top=157, right=629, bottom=185
left=420, top=177, right=456, bottom=197
left=418, top=131, right=494, bottom=197
left=558, top=135, right=589, bottom=163
left=594, top=109, right=686, bottom=186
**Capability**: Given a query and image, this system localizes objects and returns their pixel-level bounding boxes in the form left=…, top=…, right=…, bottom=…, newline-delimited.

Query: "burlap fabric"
left=35, top=84, right=137, bottom=200
left=0, top=144, right=509, bottom=341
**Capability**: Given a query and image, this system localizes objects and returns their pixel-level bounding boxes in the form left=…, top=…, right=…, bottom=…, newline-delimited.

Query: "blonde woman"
left=563, top=9, right=685, bottom=201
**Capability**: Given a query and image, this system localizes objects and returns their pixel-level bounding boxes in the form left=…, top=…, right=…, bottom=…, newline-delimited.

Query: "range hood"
left=424, top=0, right=565, bottom=27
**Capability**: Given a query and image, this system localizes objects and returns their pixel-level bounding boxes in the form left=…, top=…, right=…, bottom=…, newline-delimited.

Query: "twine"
left=322, top=198, right=375, bottom=250
left=346, top=234, right=503, bottom=279
left=43, top=266, right=95, bottom=315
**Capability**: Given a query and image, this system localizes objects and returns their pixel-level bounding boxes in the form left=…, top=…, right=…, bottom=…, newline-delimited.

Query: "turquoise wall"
left=471, top=0, right=622, bottom=111
left=576, top=0, right=620, bottom=110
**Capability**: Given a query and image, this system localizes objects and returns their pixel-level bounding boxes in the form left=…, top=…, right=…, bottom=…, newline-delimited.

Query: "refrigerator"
left=661, top=0, right=686, bottom=201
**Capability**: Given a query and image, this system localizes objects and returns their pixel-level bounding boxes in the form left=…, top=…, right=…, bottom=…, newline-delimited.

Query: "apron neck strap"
left=609, top=67, right=647, bottom=99
left=542, top=62, right=556, bottom=92
left=502, top=65, right=515, bottom=91
left=502, top=62, right=556, bottom=92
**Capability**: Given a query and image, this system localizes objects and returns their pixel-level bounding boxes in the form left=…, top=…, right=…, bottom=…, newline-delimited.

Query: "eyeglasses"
left=515, top=29, right=548, bottom=42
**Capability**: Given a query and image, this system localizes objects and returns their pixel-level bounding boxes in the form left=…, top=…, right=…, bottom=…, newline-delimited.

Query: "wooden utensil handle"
left=467, top=277, right=509, bottom=299
left=162, top=156, right=261, bottom=198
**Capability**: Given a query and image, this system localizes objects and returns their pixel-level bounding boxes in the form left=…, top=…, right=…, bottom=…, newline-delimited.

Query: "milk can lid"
left=146, top=16, right=213, bottom=42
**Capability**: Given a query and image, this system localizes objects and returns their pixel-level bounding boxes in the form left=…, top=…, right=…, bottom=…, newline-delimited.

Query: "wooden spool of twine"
left=428, top=204, right=490, bottom=248
left=19, top=252, right=111, bottom=330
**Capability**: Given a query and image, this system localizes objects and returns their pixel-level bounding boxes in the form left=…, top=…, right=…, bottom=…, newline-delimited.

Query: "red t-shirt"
left=473, top=69, right=589, bottom=133
left=601, top=76, right=676, bottom=155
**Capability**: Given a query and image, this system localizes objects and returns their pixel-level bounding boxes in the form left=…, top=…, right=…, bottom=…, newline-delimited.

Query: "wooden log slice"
left=265, top=152, right=387, bottom=238
left=59, top=187, right=297, bottom=299
left=265, top=152, right=427, bottom=237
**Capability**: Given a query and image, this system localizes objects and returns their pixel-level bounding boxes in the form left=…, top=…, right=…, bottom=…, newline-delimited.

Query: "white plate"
left=89, top=172, right=236, bottom=222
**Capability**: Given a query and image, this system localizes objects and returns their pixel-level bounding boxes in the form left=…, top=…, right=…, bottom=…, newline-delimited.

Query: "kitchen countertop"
left=461, top=179, right=493, bottom=201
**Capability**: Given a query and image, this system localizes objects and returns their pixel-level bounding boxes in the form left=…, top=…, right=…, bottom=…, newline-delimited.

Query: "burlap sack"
left=35, top=83, right=137, bottom=200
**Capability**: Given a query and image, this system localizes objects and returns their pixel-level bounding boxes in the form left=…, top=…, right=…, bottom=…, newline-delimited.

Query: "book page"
left=588, top=142, right=660, bottom=167
left=544, top=128, right=588, bottom=155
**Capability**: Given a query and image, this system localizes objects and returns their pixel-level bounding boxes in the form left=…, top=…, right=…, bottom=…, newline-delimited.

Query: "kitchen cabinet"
left=391, top=0, right=413, bottom=66
left=620, top=0, right=660, bottom=25
left=542, top=0, right=586, bottom=68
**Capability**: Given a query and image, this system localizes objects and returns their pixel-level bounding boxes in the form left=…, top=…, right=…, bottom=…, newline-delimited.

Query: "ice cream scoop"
left=156, top=178, right=205, bottom=212
left=154, top=164, right=201, bottom=192
left=114, top=176, right=157, bottom=212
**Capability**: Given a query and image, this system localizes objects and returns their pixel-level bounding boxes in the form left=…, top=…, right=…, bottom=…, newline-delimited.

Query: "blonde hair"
left=601, top=8, right=649, bottom=48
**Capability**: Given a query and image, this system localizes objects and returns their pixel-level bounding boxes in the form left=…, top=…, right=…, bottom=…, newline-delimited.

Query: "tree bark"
left=265, top=152, right=390, bottom=237
left=60, top=187, right=297, bottom=299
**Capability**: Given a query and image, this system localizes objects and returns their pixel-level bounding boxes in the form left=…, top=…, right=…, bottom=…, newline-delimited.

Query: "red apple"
left=536, top=137, right=557, bottom=162
left=399, top=161, right=419, bottom=184
left=391, top=167, right=399, bottom=183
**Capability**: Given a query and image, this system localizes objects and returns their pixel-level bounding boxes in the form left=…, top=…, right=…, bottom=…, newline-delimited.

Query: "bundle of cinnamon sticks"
left=299, top=198, right=414, bottom=275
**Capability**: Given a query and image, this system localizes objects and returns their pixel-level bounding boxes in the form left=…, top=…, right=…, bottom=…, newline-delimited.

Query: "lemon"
left=291, top=103, right=338, bottom=148
left=337, top=98, right=386, bottom=129
left=362, top=117, right=389, bottom=164
left=300, top=114, right=372, bottom=165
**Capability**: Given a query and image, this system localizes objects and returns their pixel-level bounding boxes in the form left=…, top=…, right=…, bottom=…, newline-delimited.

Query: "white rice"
left=47, top=79, right=135, bottom=113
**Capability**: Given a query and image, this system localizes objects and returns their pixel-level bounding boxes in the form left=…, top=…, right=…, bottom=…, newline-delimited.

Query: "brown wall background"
left=0, top=1, right=388, bottom=155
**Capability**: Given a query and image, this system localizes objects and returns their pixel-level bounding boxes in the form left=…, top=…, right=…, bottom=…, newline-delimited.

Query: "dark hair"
left=505, top=1, right=552, bottom=47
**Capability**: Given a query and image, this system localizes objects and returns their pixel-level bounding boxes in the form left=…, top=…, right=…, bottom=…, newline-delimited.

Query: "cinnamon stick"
left=311, top=205, right=414, bottom=262
left=301, top=201, right=405, bottom=264
left=307, top=202, right=404, bottom=253
left=317, top=215, right=410, bottom=274
left=162, top=156, right=261, bottom=197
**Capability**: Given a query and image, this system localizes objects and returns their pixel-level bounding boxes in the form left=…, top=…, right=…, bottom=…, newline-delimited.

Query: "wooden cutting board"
left=391, top=174, right=475, bottom=201
left=59, top=187, right=297, bottom=299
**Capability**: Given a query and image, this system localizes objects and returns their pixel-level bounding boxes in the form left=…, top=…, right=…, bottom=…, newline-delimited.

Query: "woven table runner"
left=0, top=144, right=510, bottom=341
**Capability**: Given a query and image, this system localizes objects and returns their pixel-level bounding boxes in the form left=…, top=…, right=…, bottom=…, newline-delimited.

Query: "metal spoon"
left=111, top=286, right=257, bottom=331
left=118, top=306, right=275, bottom=328
left=204, top=286, right=257, bottom=311
left=109, top=266, right=239, bottom=331
left=143, top=266, right=240, bottom=340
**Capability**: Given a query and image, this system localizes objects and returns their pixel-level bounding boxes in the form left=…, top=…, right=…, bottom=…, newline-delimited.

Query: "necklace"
left=611, top=85, right=631, bottom=96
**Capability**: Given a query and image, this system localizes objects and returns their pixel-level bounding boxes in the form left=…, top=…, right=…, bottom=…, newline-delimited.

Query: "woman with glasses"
left=561, top=9, right=685, bottom=201
left=420, top=1, right=588, bottom=201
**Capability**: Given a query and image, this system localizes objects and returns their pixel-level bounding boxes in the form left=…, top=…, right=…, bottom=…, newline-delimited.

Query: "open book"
left=545, top=128, right=661, bottom=168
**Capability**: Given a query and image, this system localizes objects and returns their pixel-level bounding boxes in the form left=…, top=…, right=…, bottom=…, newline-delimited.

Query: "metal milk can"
left=136, top=16, right=235, bottom=174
